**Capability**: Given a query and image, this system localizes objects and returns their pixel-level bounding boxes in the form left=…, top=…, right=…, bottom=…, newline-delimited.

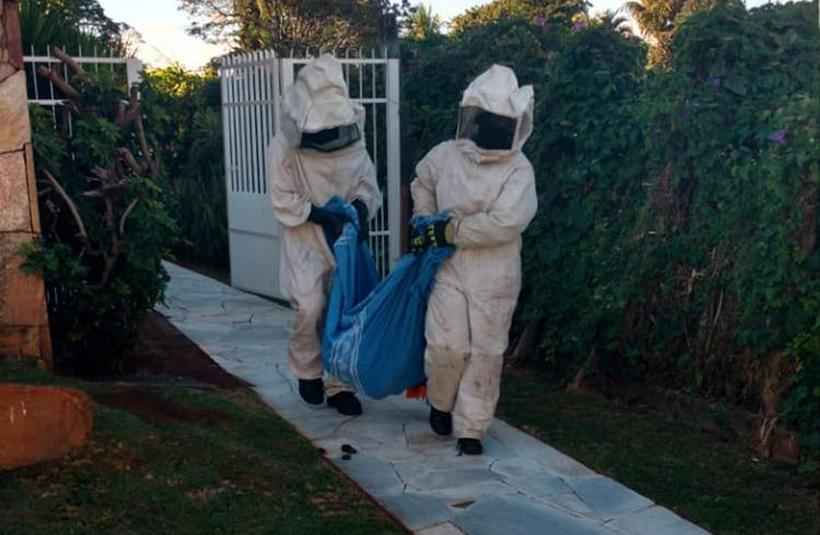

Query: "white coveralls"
left=411, top=65, right=537, bottom=439
left=268, top=54, right=382, bottom=395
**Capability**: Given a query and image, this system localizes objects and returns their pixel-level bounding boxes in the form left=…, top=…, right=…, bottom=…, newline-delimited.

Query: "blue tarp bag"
left=320, top=198, right=453, bottom=399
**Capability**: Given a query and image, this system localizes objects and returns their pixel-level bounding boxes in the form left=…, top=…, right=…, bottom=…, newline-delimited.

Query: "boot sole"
left=300, top=398, right=326, bottom=410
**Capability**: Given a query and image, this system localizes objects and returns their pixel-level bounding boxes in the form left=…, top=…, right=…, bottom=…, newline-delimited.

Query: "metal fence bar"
left=229, top=55, right=236, bottom=192
left=260, top=50, right=270, bottom=195
left=386, top=59, right=402, bottom=268
left=249, top=51, right=258, bottom=194
left=239, top=55, right=249, bottom=193
left=25, top=52, right=140, bottom=108
left=224, top=56, right=234, bottom=192
left=255, top=51, right=263, bottom=196
left=24, top=55, right=129, bottom=64
left=221, top=56, right=235, bottom=286
left=29, top=46, right=39, bottom=101
left=249, top=51, right=259, bottom=194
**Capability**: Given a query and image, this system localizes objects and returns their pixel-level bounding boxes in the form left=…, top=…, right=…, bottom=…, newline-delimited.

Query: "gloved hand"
left=308, top=205, right=346, bottom=246
left=410, top=225, right=426, bottom=254
left=352, top=199, right=369, bottom=244
left=411, top=219, right=452, bottom=253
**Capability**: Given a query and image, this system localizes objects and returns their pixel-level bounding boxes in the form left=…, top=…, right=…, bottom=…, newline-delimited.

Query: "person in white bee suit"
left=410, top=65, right=537, bottom=455
left=268, top=54, right=381, bottom=415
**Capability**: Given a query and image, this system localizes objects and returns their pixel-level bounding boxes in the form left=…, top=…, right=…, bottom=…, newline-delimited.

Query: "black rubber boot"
left=457, top=438, right=483, bottom=456
left=298, top=378, right=325, bottom=406
left=429, top=406, right=453, bottom=436
left=327, top=391, right=363, bottom=416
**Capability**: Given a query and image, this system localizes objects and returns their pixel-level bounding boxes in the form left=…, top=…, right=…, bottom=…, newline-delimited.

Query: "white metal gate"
left=219, top=50, right=401, bottom=300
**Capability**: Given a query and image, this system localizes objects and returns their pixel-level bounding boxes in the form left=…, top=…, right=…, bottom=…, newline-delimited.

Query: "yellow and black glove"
left=410, top=220, right=453, bottom=254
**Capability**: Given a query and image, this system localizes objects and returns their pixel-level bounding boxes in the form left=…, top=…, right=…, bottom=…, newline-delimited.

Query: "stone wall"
left=0, top=0, right=52, bottom=367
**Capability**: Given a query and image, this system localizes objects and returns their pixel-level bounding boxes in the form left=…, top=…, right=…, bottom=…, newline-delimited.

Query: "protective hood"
left=281, top=54, right=365, bottom=148
left=457, top=64, right=534, bottom=162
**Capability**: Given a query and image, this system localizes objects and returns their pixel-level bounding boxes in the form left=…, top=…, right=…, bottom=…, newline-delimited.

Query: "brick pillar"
left=0, top=0, right=53, bottom=367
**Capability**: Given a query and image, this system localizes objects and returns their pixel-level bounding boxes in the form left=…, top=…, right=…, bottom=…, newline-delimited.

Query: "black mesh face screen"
left=457, top=107, right=517, bottom=151
left=474, top=112, right=516, bottom=151
left=303, top=127, right=339, bottom=145
left=300, top=124, right=361, bottom=152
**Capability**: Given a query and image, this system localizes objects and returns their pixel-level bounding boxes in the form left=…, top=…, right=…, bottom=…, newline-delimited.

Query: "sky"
left=98, top=0, right=775, bottom=71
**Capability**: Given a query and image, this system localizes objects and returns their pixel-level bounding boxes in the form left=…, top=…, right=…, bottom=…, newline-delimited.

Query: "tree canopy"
left=626, top=0, right=733, bottom=64
left=178, top=0, right=410, bottom=51
left=405, top=3, right=442, bottom=40
left=19, top=0, right=128, bottom=55
left=449, top=0, right=590, bottom=34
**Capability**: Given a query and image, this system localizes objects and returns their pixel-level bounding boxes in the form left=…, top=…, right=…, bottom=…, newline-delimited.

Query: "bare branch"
left=82, top=182, right=129, bottom=197
left=97, top=197, right=119, bottom=287
left=117, top=148, right=144, bottom=176
left=134, top=112, right=160, bottom=179
left=36, top=66, right=81, bottom=101
left=120, top=199, right=139, bottom=235
left=115, top=91, right=141, bottom=128
left=52, top=47, right=89, bottom=80
left=115, top=100, right=127, bottom=127
left=43, top=169, right=88, bottom=241
left=129, top=85, right=140, bottom=111
left=90, top=166, right=115, bottom=182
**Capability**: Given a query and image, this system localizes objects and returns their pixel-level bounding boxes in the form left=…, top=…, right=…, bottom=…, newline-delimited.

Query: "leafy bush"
left=24, top=55, right=176, bottom=374
left=519, top=23, right=647, bottom=380
left=140, top=65, right=228, bottom=271
left=403, top=2, right=820, bottom=441
left=627, top=2, right=820, bottom=403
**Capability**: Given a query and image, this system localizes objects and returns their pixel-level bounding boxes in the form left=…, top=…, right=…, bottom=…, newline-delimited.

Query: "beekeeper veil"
left=456, top=65, right=534, bottom=156
left=280, top=54, right=365, bottom=152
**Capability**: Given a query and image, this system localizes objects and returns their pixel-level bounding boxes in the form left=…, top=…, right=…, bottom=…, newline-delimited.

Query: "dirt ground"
left=122, top=311, right=248, bottom=389
left=92, top=310, right=251, bottom=424
left=93, top=387, right=234, bottom=426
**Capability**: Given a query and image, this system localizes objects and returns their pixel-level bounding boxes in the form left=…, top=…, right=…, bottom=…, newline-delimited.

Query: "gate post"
left=386, top=58, right=402, bottom=267
left=125, top=57, right=143, bottom=89
left=0, top=0, right=53, bottom=367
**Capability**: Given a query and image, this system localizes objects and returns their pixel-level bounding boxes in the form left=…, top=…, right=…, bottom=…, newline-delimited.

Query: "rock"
left=0, top=151, right=30, bottom=232
left=0, top=71, right=30, bottom=152
left=2, top=0, right=24, bottom=70
left=0, top=231, right=51, bottom=366
left=0, top=233, right=47, bottom=326
left=0, top=384, right=94, bottom=470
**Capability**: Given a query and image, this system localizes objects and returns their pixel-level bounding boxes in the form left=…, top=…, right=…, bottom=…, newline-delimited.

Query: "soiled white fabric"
left=412, top=65, right=537, bottom=439
left=269, top=54, right=381, bottom=394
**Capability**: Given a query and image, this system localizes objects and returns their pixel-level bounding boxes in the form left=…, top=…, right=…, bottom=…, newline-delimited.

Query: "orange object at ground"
left=0, top=385, right=93, bottom=470
left=405, top=384, right=427, bottom=399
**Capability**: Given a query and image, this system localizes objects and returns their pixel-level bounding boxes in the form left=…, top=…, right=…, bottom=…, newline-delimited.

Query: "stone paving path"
left=159, top=262, right=711, bottom=535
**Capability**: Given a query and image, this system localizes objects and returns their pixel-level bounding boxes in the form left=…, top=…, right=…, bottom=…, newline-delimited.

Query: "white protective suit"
left=411, top=65, right=537, bottom=439
left=269, top=54, right=382, bottom=394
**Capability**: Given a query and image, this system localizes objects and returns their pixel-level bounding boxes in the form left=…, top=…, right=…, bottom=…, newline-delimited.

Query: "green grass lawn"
left=0, top=361, right=404, bottom=535
left=497, top=369, right=820, bottom=535
left=6, top=357, right=818, bottom=535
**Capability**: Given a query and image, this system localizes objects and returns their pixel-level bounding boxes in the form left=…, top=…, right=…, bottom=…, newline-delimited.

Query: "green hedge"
left=141, top=66, right=228, bottom=271
left=402, top=3, right=820, bottom=440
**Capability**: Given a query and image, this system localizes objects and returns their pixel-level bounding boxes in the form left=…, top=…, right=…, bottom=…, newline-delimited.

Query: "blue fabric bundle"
left=320, top=198, right=453, bottom=399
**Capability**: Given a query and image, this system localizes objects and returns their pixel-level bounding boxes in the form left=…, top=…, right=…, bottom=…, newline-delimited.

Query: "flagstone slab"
left=159, top=262, right=711, bottom=535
